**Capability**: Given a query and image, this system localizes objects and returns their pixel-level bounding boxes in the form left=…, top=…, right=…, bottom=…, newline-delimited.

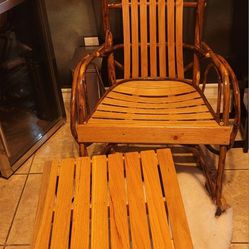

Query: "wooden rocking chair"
left=70, top=0, right=240, bottom=215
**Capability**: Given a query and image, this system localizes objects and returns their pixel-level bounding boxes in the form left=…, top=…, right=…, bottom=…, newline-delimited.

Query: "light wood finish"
left=176, top=0, right=184, bottom=78
left=77, top=80, right=231, bottom=145
left=121, top=0, right=184, bottom=78
left=149, top=0, right=157, bottom=77
left=140, top=0, right=148, bottom=77
left=158, top=0, right=166, bottom=77
left=78, top=125, right=231, bottom=144
left=157, top=149, right=193, bottom=248
left=32, top=149, right=194, bottom=249
left=122, top=0, right=131, bottom=79
left=71, top=158, right=91, bottom=249
left=50, top=159, right=75, bottom=249
left=91, top=155, right=109, bottom=249
left=109, top=153, right=130, bottom=249
left=131, top=0, right=139, bottom=78
left=71, top=0, right=241, bottom=215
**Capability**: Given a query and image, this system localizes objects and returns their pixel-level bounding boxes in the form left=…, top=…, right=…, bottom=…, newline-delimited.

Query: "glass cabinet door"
left=0, top=0, right=65, bottom=177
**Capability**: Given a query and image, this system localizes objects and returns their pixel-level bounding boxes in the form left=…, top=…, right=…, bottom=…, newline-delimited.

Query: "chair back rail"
left=101, top=0, right=206, bottom=82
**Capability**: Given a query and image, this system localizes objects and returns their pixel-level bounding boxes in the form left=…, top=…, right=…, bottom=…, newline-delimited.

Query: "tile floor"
left=0, top=91, right=248, bottom=249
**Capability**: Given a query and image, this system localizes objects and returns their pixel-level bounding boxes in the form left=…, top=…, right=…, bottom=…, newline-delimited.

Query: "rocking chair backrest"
left=123, top=0, right=184, bottom=79
left=102, top=0, right=206, bottom=81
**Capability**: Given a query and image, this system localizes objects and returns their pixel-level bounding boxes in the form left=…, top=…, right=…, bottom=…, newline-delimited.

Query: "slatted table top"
left=32, top=149, right=193, bottom=249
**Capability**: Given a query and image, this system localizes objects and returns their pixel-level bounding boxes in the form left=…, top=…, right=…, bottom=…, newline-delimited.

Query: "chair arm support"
left=201, top=42, right=241, bottom=145
left=70, top=45, right=104, bottom=141
left=70, top=44, right=124, bottom=141
left=216, top=55, right=241, bottom=145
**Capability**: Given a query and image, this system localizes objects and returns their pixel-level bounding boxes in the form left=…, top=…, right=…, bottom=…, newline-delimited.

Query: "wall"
left=45, top=0, right=247, bottom=86
left=45, top=0, right=97, bottom=86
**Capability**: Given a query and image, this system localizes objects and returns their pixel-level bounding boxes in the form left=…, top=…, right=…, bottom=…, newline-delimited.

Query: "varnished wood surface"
left=77, top=80, right=231, bottom=145
left=32, top=149, right=194, bottom=249
left=122, top=0, right=184, bottom=78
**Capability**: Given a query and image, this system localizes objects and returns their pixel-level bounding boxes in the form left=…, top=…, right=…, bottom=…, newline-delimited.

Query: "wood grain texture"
left=91, top=155, right=109, bottom=249
left=157, top=149, right=194, bottom=249
left=32, top=149, right=194, bottom=248
left=131, top=0, right=139, bottom=78
left=108, top=153, right=130, bottom=249
left=32, top=161, right=58, bottom=249
left=125, top=152, right=152, bottom=249
left=50, top=159, right=75, bottom=249
left=122, top=0, right=131, bottom=79
left=71, top=157, right=91, bottom=249
left=158, top=0, right=167, bottom=77
left=141, top=150, right=173, bottom=248
left=167, top=0, right=176, bottom=77
left=78, top=125, right=231, bottom=144
left=176, top=0, right=184, bottom=78
left=149, top=0, right=157, bottom=77
left=140, top=0, right=148, bottom=77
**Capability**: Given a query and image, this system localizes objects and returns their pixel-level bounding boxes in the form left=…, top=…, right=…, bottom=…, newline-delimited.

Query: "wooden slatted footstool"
left=31, top=148, right=193, bottom=249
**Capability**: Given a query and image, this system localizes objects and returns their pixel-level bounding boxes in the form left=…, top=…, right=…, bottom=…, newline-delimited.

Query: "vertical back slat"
left=140, top=0, right=148, bottom=77
left=51, top=159, right=75, bottom=249
left=158, top=0, right=167, bottom=77
left=122, top=0, right=131, bottom=79
left=71, top=158, right=91, bottom=249
left=131, top=0, right=139, bottom=78
left=175, top=0, right=184, bottom=78
left=149, top=0, right=157, bottom=77
left=109, top=153, right=130, bottom=249
left=91, top=155, right=109, bottom=249
left=167, top=0, right=176, bottom=77
left=125, top=152, right=151, bottom=249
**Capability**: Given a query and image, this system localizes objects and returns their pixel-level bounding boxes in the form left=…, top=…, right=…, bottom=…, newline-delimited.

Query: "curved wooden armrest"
left=70, top=44, right=124, bottom=141
left=201, top=42, right=241, bottom=145
left=71, top=46, right=104, bottom=141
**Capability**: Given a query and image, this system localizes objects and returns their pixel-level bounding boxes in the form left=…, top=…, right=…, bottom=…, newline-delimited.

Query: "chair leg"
left=215, top=145, right=228, bottom=216
left=79, top=143, right=88, bottom=157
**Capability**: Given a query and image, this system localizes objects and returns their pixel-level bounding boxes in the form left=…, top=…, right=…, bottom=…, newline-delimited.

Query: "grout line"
left=231, top=242, right=249, bottom=244
left=3, top=155, right=35, bottom=247
left=3, top=243, right=30, bottom=246
left=225, top=169, right=249, bottom=171
left=27, top=172, right=43, bottom=175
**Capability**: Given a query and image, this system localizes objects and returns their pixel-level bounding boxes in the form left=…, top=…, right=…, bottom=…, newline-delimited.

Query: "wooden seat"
left=78, top=80, right=231, bottom=145
left=71, top=0, right=240, bottom=215
left=31, top=149, right=193, bottom=249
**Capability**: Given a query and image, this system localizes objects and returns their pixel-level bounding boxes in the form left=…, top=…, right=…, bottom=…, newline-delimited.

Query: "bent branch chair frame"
left=70, top=0, right=240, bottom=215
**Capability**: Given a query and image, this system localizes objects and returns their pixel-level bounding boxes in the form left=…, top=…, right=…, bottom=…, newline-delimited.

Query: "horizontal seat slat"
left=87, top=119, right=219, bottom=127
left=93, top=110, right=213, bottom=120
left=98, top=103, right=209, bottom=114
left=115, top=85, right=194, bottom=96
left=102, top=97, right=205, bottom=109
left=108, top=91, right=200, bottom=103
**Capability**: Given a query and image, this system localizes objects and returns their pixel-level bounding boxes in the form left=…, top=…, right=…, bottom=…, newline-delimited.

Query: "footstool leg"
left=215, top=145, right=228, bottom=216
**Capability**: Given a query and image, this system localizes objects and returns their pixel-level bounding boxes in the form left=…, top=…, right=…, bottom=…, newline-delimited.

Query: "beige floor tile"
left=7, top=174, right=42, bottom=245
left=5, top=246, right=30, bottom=249
left=30, top=128, right=78, bottom=173
left=223, top=170, right=249, bottom=243
left=225, top=149, right=249, bottom=170
left=230, top=244, right=249, bottom=249
left=15, top=155, right=34, bottom=174
left=0, top=175, right=26, bottom=244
